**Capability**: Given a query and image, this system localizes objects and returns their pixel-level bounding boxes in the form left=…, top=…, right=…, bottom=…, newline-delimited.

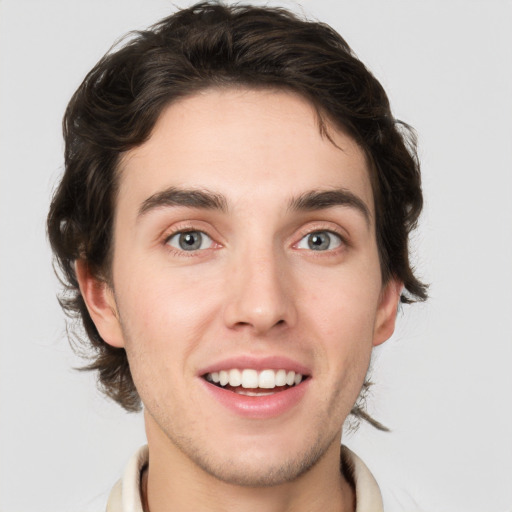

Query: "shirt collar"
left=106, top=444, right=383, bottom=512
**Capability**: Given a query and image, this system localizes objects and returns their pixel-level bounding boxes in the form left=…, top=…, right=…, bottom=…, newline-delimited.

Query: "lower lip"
left=201, top=379, right=310, bottom=419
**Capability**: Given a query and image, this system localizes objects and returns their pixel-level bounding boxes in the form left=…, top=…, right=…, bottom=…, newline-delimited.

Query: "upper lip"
left=198, top=355, right=311, bottom=376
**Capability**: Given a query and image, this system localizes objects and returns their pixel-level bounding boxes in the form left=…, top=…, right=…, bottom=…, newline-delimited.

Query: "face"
left=81, top=88, right=400, bottom=486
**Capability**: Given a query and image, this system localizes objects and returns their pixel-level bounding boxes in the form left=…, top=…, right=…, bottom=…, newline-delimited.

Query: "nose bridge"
left=223, top=239, right=295, bottom=334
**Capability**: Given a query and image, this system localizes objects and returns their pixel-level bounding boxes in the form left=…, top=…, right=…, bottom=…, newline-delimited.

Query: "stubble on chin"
left=163, top=421, right=342, bottom=488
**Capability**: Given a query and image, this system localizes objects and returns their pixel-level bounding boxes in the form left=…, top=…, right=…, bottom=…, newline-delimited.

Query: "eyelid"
left=291, top=222, right=349, bottom=248
left=159, top=219, right=219, bottom=242
left=294, top=230, right=344, bottom=251
left=160, top=221, right=223, bottom=255
left=166, top=230, right=215, bottom=251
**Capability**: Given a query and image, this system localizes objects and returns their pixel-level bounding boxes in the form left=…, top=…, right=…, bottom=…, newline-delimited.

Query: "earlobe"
left=75, top=259, right=125, bottom=348
left=373, top=278, right=403, bottom=347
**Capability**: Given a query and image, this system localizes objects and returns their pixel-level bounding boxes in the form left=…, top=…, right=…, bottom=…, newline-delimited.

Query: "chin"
left=183, top=430, right=336, bottom=488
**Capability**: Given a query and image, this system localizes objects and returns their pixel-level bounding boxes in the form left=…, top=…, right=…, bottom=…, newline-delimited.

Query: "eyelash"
left=161, top=225, right=348, bottom=256
left=293, top=226, right=349, bottom=255
left=160, top=221, right=211, bottom=256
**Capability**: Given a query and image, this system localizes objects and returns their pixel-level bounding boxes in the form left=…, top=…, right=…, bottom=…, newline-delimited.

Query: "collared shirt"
left=106, top=445, right=384, bottom=512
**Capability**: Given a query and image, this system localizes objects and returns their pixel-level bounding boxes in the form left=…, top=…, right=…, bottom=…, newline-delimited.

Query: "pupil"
left=180, top=232, right=201, bottom=250
left=308, top=232, right=329, bottom=250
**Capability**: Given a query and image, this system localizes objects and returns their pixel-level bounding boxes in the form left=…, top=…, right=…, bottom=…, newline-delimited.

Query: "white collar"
left=106, top=444, right=383, bottom=512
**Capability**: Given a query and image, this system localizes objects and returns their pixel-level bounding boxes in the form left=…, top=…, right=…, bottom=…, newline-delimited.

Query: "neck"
left=142, top=416, right=354, bottom=512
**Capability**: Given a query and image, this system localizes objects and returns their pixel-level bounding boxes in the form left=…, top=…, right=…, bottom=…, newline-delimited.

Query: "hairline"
left=104, top=83, right=380, bottom=269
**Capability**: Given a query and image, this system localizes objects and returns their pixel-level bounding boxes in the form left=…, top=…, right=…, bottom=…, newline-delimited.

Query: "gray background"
left=1, top=1, right=511, bottom=510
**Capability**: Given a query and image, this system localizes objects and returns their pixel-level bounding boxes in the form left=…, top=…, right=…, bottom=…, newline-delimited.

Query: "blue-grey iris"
left=308, top=232, right=331, bottom=251
left=179, top=231, right=203, bottom=250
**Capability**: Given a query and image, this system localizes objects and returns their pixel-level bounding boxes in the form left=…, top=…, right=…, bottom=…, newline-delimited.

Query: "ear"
left=373, top=278, right=403, bottom=347
left=75, top=259, right=125, bottom=348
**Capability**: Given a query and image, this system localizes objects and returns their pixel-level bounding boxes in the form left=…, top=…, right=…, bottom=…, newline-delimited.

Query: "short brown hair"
left=47, top=1, right=427, bottom=416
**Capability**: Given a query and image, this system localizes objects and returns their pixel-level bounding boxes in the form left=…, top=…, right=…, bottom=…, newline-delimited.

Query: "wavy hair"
left=47, top=1, right=427, bottom=421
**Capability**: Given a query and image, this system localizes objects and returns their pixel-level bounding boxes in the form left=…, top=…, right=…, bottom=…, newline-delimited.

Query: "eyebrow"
left=288, top=188, right=371, bottom=225
left=138, top=185, right=370, bottom=225
left=138, top=187, right=228, bottom=218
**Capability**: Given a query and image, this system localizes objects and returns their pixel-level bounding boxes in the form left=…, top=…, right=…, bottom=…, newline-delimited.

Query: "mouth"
left=203, top=368, right=308, bottom=396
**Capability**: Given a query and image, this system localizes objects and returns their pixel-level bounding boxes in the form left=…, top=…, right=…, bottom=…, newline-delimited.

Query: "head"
left=48, top=0, right=426, bottom=457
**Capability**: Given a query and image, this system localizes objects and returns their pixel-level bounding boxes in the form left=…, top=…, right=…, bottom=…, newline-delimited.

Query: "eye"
left=166, top=230, right=214, bottom=251
left=296, top=230, right=343, bottom=251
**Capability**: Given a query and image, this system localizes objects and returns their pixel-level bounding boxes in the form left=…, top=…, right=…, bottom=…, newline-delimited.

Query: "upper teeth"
left=205, top=369, right=303, bottom=389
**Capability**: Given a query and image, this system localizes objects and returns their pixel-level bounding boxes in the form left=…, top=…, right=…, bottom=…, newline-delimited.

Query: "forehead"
left=118, top=88, right=373, bottom=220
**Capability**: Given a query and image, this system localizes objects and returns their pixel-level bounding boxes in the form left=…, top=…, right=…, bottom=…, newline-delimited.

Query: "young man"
left=47, top=2, right=426, bottom=511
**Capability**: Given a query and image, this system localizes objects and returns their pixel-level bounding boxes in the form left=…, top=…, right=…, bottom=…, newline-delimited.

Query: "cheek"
left=113, top=261, right=223, bottom=358
left=315, top=287, right=377, bottom=416
left=303, top=261, right=381, bottom=329
left=300, top=265, right=381, bottom=372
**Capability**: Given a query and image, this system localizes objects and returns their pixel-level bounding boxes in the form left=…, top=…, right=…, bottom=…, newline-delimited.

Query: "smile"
left=204, top=369, right=305, bottom=395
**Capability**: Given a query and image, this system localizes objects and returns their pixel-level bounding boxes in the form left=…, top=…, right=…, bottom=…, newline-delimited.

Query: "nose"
left=222, top=250, right=297, bottom=335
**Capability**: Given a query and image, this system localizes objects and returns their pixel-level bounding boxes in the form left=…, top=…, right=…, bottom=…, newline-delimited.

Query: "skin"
left=77, top=88, right=402, bottom=512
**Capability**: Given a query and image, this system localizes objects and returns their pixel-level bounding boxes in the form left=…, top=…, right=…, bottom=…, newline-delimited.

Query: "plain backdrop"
left=1, top=1, right=511, bottom=511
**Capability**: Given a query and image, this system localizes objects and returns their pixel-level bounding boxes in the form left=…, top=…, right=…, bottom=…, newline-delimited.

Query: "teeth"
left=241, top=369, right=259, bottom=388
left=228, top=369, right=242, bottom=387
left=219, top=370, right=229, bottom=386
left=237, top=389, right=275, bottom=396
left=258, top=369, right=275, bottom=389
left=275, top=369, right=287, bottom=387
left=205, top=369, right=305, bottom=390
